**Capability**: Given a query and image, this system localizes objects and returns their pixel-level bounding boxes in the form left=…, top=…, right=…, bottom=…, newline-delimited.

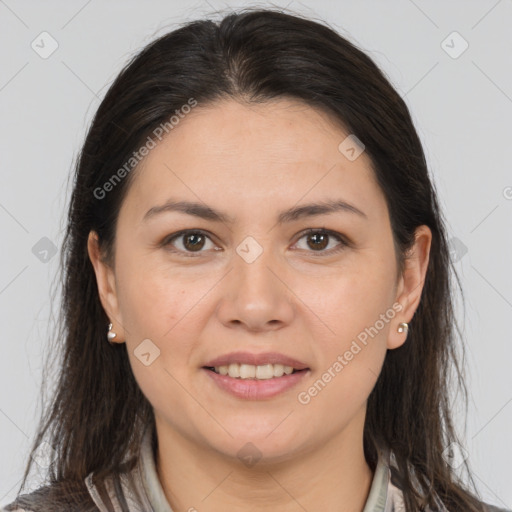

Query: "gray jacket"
left=2, top=426, right=510, bottom=511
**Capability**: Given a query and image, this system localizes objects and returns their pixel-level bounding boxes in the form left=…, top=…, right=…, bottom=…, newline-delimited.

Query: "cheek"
left=300, top=262, right=395, bottom=391
left=115, top=253, right=190, bottom=334
left=115, top=259, right=213, bottom=376
left=117, top=266, right=198, bottom=413
left=307, top=264, right=396, bottom=338
left=297, top=277, right=391, bottom=419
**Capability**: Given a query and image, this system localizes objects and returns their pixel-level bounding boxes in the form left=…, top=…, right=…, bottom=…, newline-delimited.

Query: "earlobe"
left=387, top=225, right=432, bottom=350
left=87, top=231, right=126, bottom=343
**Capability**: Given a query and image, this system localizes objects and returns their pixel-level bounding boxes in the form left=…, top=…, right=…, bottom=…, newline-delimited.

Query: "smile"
left=203, top=365, right=310, bottom=399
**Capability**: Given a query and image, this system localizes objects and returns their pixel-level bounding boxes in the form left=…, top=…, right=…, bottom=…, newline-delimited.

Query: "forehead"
left=120, top=98, right=386, bottom=223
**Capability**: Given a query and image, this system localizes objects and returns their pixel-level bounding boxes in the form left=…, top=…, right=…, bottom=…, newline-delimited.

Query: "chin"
left=207, top=426, right=306, bottom=463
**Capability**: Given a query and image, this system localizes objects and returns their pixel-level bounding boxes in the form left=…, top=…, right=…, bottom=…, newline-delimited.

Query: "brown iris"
left=306, top=232, right=329, bottom=251
left=183, top=232, right=206, bottom=251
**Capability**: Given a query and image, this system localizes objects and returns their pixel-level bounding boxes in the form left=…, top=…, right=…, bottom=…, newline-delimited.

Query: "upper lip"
left=203, top=351, right=309, bottom=370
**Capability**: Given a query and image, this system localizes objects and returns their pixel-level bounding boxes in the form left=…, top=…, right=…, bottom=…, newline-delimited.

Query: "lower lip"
left=203, top=368, right=310, bottom=399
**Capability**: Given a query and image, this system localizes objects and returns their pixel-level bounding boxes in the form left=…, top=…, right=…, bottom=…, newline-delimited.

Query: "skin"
left=88, top=98, right=431, bottom=512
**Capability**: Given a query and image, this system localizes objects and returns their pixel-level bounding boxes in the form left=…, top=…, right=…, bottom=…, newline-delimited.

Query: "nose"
left=215, top=239, right=295, bottom=333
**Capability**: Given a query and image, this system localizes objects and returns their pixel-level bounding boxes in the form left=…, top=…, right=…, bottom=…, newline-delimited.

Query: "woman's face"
left=89, top=98, right=430, bottom=464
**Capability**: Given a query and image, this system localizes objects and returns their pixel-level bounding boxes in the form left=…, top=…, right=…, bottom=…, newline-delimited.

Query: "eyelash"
left=161, top=228, right=349, bottom=258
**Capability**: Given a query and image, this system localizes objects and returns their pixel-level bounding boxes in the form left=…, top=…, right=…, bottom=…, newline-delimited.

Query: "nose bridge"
left=233, top=233, right=280, bottom=294
left=216, top=232, right=294, bottom=330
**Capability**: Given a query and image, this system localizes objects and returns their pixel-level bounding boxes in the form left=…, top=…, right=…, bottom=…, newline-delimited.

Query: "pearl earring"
left=397, top=322, right=409, bottom=333
left=107, top=323, right=117, bottom=342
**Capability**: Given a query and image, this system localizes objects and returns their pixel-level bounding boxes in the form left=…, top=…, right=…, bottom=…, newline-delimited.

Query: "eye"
left=293, top=228, right=348, bottom=256
left=161, top=228, right=349, bottom=257
left=162, top=230, right=217, bottom=256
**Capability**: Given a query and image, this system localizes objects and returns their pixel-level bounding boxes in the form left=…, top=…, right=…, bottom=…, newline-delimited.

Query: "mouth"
left=202, top=364, right=311, bottom=400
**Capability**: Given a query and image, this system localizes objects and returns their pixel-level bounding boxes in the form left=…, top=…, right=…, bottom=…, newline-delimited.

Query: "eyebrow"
left=142, top=198, right=367, bottom=224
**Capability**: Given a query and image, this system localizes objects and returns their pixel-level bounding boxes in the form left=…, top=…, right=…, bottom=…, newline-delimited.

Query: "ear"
left=387, top=225, right=432, bottom=350
left=87, top=230, right=126, bottom=343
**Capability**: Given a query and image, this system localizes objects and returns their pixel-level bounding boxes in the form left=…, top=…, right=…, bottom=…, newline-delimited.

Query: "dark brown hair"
left=6, top=6, right=495, bottom=511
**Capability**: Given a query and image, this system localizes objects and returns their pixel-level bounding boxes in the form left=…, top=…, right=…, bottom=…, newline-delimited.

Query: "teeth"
left=213, top=363, right=297, bottom=379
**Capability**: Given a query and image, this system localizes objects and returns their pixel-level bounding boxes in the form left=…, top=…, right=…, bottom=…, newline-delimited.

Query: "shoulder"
left=1, top=481, right=100, bottom=512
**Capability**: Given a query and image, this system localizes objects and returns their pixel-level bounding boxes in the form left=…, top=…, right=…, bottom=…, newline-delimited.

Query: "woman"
left=3, top=7, right=509, bottom=512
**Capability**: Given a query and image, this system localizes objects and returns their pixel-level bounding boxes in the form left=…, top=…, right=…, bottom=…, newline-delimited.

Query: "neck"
left=154, top=408, right=375, bottom=512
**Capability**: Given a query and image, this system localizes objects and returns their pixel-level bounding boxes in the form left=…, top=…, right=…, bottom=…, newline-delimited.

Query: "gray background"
left=1, top=0, right=511, bottom=508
